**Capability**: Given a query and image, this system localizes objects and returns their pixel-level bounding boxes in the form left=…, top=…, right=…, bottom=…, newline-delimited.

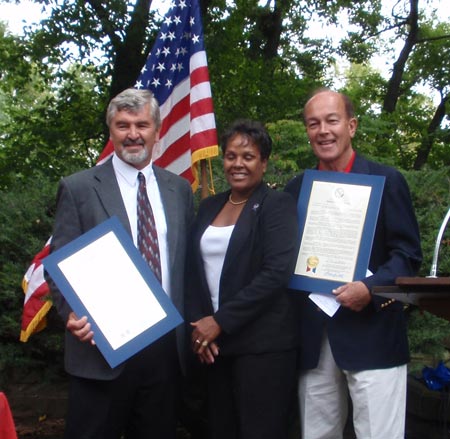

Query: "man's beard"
left=121, top=142, right=150, bottom=166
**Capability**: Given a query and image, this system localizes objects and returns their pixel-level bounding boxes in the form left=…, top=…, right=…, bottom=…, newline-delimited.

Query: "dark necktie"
left=137, top=172, right=162, bottom=283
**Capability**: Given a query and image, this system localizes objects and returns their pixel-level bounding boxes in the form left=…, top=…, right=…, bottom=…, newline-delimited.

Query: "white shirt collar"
left=112, top=153, right=155, bottom=186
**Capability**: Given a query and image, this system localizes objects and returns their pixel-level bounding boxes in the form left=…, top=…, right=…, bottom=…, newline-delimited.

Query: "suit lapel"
left=153, top=166, right=178, bottom=269
left=349, top=153, right=370, bottom=174
left=223, top=183, right=268, bottom=270
left=196, top=192, right=228, bottom=239
left=91, top=159, right=132, bottom=235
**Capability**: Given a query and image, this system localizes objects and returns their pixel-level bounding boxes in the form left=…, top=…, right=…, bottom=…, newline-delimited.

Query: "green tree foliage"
left=266, top=119, right=314, bottom=188
left=409, top=21, right=450, bottom=169
left=0, top=65, right=106, bottom=187
left=408, top=309, right=450, bottom=371
left=0, top=176, right=64, bottom=385
left=405, top=168, right=450, bottom=278
left=201, top=0, right=325, bottom=131
left=24, top=0, right=158, bottom=98
left=0, top=23, right=106, bottom=188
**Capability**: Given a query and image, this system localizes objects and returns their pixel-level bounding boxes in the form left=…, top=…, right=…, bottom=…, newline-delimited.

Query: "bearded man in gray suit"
left=47, top=88, right=194, bottom=439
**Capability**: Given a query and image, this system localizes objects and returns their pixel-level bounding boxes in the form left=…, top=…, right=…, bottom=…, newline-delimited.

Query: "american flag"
left=21, top=0, right=218, bottom=342
left=20, top=238, right=52, bottom=341
left=98, top=0, right=218, bottom=188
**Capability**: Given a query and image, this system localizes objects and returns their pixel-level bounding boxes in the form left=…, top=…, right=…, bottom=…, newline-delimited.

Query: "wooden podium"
left=373, top=277, right=450, bottom=321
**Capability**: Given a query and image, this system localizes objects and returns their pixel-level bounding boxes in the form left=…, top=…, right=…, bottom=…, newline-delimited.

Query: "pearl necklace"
left=228, top=194, right=248, bottom=205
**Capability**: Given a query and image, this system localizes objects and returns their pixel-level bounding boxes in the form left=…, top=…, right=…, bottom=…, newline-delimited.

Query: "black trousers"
left=206, top=350, right=297, bottom=439
left=64, top=330, right=179, bottom=439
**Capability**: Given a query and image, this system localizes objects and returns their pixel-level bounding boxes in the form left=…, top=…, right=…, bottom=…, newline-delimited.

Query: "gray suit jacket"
left=48, top=158, right=194, bottom=380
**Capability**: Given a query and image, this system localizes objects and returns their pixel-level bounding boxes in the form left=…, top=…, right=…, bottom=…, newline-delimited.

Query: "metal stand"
left=429, top=206, right=450, bottom=278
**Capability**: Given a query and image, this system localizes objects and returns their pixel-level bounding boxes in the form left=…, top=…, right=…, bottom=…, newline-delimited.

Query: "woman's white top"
left=200, top=225, right=234, bottom=312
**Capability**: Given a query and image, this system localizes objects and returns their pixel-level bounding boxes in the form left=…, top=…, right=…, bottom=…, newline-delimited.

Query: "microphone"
left=428, top=206, right=450, bottom=278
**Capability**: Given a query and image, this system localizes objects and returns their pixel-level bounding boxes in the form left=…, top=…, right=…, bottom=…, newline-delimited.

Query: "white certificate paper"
left=44, top=216, right=183, bottom=368
left=58, top=231, right=167, bottom=350
left=294, top=180, right=371, bottom=283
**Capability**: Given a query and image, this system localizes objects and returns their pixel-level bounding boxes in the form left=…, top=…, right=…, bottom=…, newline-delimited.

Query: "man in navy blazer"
left=47, top=89, right=194, bottom=439
left=285, top=89, right=422, bottom=439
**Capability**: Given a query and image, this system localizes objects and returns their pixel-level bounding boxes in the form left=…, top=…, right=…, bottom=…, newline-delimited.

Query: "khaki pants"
left=298, top=333, right=407, bottom=439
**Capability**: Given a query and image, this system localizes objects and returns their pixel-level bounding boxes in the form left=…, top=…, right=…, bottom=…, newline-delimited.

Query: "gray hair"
left=106, top=88, right=161, bottom=129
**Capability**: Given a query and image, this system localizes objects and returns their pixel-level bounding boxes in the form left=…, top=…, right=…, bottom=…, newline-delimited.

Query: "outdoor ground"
left=5, top=374, right=450, bottom=439
left=6, top=376, right=202, bottom=439
left=7, top=379, right=67, bottom=439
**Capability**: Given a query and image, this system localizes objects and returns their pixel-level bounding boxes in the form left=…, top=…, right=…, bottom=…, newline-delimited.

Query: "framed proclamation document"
left=289, top=169, right=385, bottom=294
left=43, top=216, right=183, bottom=368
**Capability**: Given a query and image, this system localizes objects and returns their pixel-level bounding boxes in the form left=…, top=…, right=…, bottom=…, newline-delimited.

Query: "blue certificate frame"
left=289, top=169, right=385, bottom=294
left=43, top=216, right=183, bottom=368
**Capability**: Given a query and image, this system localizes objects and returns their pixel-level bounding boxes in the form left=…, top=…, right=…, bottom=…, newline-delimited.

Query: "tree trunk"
left=383, top=0, right=419, bottom=113
left=112, top=0, right=152, bottom=99
left=249, top=0, right=292, bottom=61
left=87, top=0, right=152, bottom=100
left=413, top=93, right=449, bottom=169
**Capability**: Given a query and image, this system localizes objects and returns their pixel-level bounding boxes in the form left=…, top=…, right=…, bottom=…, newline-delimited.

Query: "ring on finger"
left=201, top=340, right=208, bottom=347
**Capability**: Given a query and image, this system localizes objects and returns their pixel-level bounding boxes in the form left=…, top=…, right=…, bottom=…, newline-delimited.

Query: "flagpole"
left=200, top=159, right=209, bottom=199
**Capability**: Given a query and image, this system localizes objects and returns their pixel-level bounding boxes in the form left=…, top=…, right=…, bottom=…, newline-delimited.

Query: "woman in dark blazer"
left=186, top=120, right=299, bottom=439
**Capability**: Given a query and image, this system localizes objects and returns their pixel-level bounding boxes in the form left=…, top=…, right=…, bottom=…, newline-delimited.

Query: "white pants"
left=298, top=334, right=407, bottom=439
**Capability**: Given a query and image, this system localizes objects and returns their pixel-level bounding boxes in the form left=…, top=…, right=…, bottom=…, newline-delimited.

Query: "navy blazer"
left=285, top=154, right=422, bottom=370
left=186, top=182, right=300, bottom=356
left=48, top=158, right=194, bottom=380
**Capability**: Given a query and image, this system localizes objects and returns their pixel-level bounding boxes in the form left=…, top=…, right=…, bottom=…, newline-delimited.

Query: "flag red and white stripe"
left=20, top=238, right=52, bottom=341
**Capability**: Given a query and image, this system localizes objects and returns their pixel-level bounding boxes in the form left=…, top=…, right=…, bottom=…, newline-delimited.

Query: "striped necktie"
left=137, top=172, right=162, bottom=283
